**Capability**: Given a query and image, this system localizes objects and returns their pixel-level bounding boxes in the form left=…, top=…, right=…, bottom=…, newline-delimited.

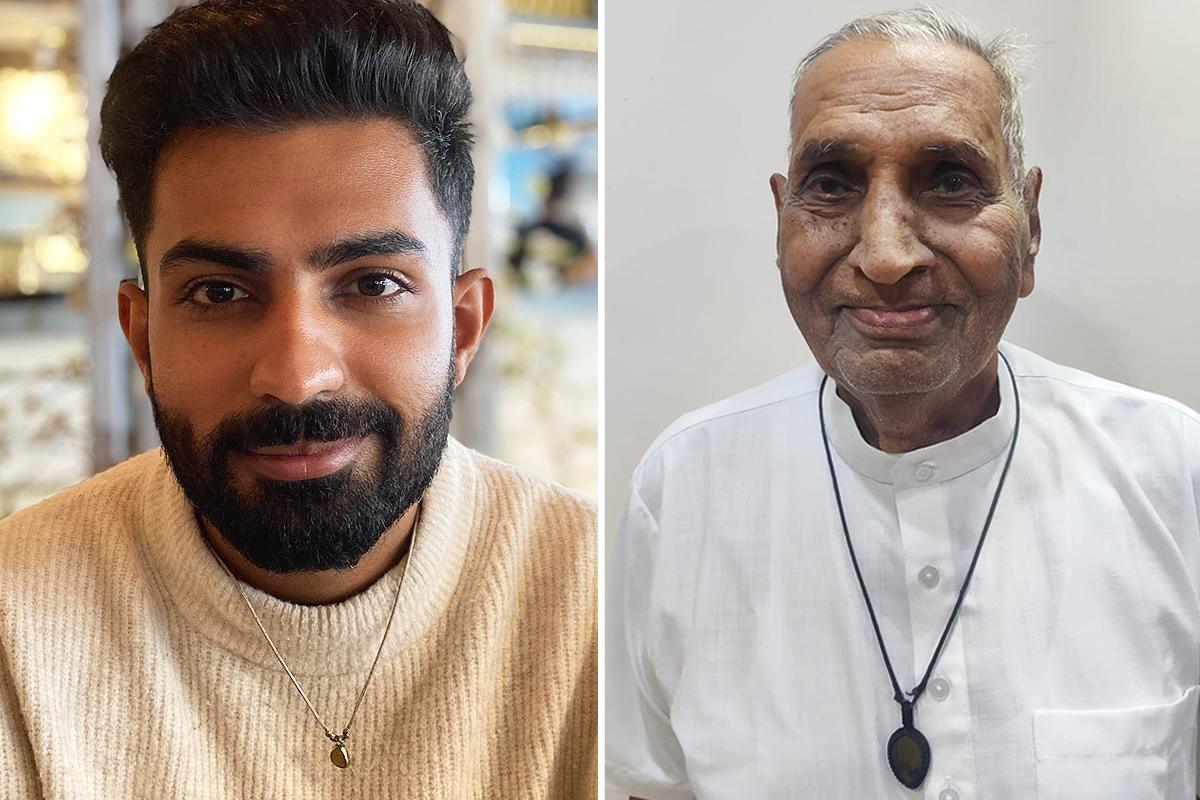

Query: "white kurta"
left=607, top=342, right=1200, bottom=800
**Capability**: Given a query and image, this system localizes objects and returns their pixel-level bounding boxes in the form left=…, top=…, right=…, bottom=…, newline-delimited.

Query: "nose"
left=247, top=294, right=345, bottom=406
left=846, top=183, right=935, bottom=285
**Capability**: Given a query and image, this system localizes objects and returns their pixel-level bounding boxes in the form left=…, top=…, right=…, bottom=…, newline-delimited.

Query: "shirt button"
left=938, top=789, right=960, bottom=800
left=918, top=565, right=940, bottom=589
left=914, top=461, right=938, bottom=482
left=929, top=677, right=951, bottom=701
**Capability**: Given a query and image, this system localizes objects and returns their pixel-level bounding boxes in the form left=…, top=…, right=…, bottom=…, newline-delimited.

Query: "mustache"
left=203, top=396, right=402, bottom=454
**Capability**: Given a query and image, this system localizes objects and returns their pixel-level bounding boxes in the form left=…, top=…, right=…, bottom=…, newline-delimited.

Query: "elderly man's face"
left=118, top=120, right=492, bottom=573
left=771, top=39, right=1041, bottom=398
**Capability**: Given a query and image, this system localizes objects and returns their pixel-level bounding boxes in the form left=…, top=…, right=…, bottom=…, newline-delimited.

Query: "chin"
left=830, top=344, right=963, bottom=397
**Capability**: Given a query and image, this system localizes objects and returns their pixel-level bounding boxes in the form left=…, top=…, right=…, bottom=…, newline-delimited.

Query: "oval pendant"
left=330, top=744, right=349, bottom=769
left=886, top=725, right=930, bottom=789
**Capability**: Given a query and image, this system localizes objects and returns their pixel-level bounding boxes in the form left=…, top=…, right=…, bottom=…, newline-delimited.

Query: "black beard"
left=151, top=378, right=453, bottom=574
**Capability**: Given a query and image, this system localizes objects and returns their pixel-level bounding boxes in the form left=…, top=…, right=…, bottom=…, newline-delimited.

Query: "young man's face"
left=118, top=119, right=492, bottom=573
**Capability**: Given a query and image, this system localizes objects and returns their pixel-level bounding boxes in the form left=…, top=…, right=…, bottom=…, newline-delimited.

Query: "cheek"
left=778, top=212, right=852, bottom=295
left=348, top=317, right=454, bottom=406
left=146, top=311, right=218, bottom=389
left=147, top=331, right=249, bottom=436
left=927, top=209, right=1027, bottom=298
left=936, top=231, right=1023, bottom=298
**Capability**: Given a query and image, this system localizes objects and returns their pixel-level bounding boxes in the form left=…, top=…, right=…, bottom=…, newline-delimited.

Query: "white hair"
left=790, top=5, right=1031, bottom=191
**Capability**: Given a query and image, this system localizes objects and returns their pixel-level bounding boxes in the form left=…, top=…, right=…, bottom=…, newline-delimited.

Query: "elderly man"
left=0, top=1, right=595, bottom=797
left=607, top=8, right=1200, bottom=800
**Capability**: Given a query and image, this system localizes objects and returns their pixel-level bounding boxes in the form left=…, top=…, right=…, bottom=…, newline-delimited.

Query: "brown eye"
left=354, top=274, right=405, bottom=298
left=931, top=167, right=978, bottom=197
left=810, top=176, right=848, bottom=197
left=206, top=285, right=235, bottom=303
left=799, top=169, right=854, bottom=203
left=939, top=174, right=966, bottom=193
left=190, top=281, right=247, bottom=305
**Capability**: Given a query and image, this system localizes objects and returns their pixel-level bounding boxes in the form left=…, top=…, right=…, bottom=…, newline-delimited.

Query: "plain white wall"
left=605, top=0, right=1200, bottom=551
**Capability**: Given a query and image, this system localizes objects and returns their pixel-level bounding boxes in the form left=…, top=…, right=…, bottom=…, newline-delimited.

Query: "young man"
left=0, top=2, right=595, bottom=797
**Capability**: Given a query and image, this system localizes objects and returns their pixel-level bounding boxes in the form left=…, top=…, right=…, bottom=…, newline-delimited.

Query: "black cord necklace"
left=817, top=351, right=1020, bottom=790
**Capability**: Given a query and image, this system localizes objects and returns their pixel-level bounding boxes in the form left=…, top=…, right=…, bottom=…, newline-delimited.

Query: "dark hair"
left=99, top=0, right=474, bottom=284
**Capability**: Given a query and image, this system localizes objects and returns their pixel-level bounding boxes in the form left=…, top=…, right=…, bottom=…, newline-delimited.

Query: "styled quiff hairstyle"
left=99, top=0, right=474, bottom=284
left=791, top=5, right=1030, bottom=193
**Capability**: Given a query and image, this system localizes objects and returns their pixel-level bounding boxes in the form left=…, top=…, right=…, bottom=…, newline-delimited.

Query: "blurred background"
left=0, top=0, right=596, bottom=516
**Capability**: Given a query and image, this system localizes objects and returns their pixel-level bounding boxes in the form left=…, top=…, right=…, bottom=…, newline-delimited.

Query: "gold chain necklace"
left=212, top=503, right=419, bottom=769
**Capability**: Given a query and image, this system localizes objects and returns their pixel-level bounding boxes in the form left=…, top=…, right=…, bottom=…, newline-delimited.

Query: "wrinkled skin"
left=770, top=39, right=1042, bottom=452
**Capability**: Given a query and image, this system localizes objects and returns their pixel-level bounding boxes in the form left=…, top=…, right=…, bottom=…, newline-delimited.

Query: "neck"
left=200, top=503, right=418, bottom=606
left=837, top=354, right=1001, bottom=453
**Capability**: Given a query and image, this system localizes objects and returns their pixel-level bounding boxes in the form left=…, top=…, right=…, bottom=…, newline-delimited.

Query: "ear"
left=769, top=172, right=788, bottom=214
left=450, top=267, right=494, bottom=387
left=1019, top=166, right=1043, bottom=298
left=769, top=172, right=789, bottom=265
left=117, top=279, right=152, bottom=394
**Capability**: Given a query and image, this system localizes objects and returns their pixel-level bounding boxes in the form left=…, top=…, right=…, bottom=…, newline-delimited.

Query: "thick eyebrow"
left=158, top=239, right=273, bottom=275
left=156, top=229, right=428, bottom=277
left=308, top=229, right=428, bottom=270
left=791, top=138, right=867, bottom=172
left=920, top=140, right=994, bottom=169
left=789, top=138, right=998, bottom=175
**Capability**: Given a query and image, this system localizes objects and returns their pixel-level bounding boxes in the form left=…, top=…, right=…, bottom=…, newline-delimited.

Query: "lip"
left=845, top=305, right=946, bottom=338
left=242, top=436, right=365, bottom=481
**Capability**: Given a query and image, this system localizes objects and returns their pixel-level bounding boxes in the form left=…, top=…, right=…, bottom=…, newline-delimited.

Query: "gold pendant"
left=330, top=744, right=349, bottom=769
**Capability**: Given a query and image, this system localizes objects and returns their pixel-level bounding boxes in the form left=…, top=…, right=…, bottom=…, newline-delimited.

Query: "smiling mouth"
left=843, top=304, right=950, bottom=336
left=242, top=436, right=366, bottom=481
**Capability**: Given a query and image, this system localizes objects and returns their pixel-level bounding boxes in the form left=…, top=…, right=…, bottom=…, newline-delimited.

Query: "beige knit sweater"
left=0, top=438, right=596, bottom=799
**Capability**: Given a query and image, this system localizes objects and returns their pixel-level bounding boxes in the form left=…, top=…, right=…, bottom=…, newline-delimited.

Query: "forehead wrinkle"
left=792, top=40, right=1006, bottom=151
left=803, top=66, right=986, bottom=104
left=794, top=95, right=1005, bottom=167
left=803, top=38, right=1003, bottom=98
left=799, top=85, right=998, bottom=128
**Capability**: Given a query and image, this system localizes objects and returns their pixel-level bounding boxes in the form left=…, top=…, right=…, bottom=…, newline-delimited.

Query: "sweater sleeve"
left=0, top=639, right=43, bottom=800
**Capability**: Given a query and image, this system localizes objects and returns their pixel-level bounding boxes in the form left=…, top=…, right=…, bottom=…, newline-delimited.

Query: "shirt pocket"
left=1033, top=686, right=1200, bottom=800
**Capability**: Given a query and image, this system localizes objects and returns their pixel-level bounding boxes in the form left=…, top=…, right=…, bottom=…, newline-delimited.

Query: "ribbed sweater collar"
left=134, top=438, right=477, bottom=677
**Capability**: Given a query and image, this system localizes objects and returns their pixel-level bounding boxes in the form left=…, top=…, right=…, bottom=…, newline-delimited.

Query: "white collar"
left=822, top=346, right=1018, bottom=488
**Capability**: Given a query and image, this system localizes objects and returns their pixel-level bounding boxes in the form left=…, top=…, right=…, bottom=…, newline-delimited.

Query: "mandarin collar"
left=822, top=345, right=1018, bottom=488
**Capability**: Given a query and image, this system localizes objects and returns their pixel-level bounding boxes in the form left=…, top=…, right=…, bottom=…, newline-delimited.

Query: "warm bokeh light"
left=34, top=232, right=88, bottom=274
left=0, top=68, right=87, bottom=183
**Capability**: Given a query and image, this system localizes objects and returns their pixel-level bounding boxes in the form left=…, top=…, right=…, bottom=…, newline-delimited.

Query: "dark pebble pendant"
left=330, top=744, right=349, bottom=769
left=886, top=724, right=930, bottom=789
